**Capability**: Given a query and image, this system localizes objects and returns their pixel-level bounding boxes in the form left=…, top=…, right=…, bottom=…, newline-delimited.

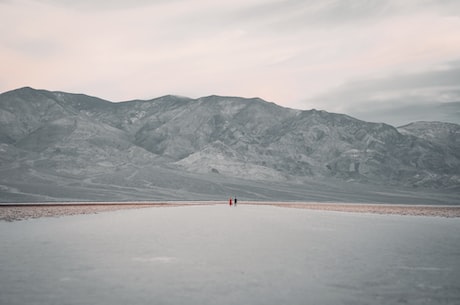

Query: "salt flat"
left=1, top=205, right=459, bottom=305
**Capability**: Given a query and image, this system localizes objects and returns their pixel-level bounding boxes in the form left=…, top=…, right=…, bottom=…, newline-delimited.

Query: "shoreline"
left=250, top=202, right=460, bottom=218
left=1, top=201, right=459, bottom=222
left=0, top=202, right=215, bottom=222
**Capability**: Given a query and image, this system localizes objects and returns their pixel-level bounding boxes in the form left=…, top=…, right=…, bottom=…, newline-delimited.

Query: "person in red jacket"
left=229, top=197, right=233, bottom=206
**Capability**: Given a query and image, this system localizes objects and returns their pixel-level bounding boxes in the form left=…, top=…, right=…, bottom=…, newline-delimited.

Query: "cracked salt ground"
left=0, top=205, right=459, bottom=305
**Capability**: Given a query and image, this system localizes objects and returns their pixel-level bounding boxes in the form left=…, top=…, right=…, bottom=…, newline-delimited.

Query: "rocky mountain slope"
left=0, top=87, right=459, bottom=203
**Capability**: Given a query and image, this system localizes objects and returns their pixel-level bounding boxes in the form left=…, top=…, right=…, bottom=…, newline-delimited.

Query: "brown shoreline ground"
left=0, top=202, right=214, bottom=222
left=249, top=202, right=460, bottom=218
left=1, top=201, right=459, bottom=222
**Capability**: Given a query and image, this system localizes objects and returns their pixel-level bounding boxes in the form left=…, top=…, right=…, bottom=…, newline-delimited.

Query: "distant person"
left=229, top=197, right=233, bottom=206
left=234, top=197, right=237, bottom=207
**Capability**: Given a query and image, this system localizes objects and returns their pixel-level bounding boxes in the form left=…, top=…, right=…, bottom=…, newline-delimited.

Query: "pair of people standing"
left=229, top=197, right=237, bottom=207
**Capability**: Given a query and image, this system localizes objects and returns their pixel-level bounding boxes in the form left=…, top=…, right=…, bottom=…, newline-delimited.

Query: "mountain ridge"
left=0, top=87, right=459, bottom=203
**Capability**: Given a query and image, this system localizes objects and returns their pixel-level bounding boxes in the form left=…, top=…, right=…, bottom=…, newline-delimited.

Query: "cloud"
left=35, top=0, right=175, bottom=11
left=308, top=61, right=460, bottom=104
left=306, top=61, right=460, bottom=125
left=350, top=101, right=460, bottom=127
left=1, top=0, right=460, bottom=116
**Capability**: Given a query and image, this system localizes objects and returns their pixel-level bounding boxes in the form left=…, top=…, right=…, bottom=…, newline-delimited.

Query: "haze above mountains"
left=0, top=87, right=459, bottom=204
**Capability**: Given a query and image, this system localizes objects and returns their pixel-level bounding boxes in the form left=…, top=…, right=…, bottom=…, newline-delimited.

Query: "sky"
left=1, top=0, right=460, bottom=125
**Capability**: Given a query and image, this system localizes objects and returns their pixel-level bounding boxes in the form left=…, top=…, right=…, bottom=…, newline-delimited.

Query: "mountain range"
left=0, top=87, right=459, bottom=204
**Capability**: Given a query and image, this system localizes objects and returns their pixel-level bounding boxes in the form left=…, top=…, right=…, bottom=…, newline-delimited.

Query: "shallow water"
left=1, top=205, right=459, bottom=305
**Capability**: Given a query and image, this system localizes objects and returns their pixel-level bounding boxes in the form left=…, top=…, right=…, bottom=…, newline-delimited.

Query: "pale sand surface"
left=1, top=201, right=459, bottom=221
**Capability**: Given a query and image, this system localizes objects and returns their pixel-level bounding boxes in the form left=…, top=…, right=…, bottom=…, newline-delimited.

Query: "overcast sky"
left=1, top=0, right=460, bottom=125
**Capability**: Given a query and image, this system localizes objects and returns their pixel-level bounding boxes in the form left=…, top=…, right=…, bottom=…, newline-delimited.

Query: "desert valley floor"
left=1, top=203, right=459, bottom=305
